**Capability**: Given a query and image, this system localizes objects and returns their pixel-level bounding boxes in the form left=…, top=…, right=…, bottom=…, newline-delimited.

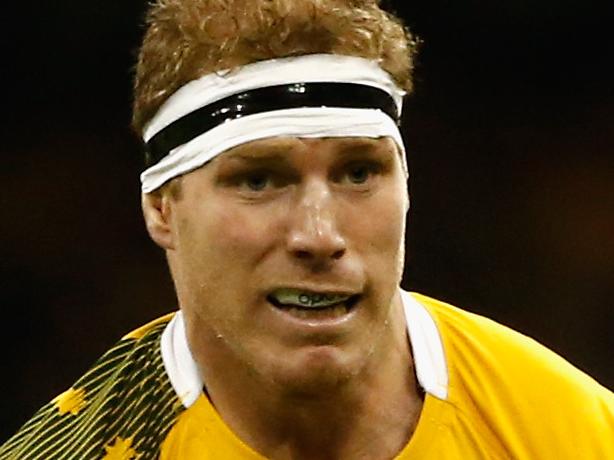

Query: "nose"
left=286, top=180, right=347, bottom=264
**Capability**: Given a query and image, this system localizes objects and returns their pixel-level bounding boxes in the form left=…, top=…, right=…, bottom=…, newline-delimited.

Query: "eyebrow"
left=335, top=139, right=393, bottom=160
left=338, top=138, right=379, bottom=150
left=217, top=137, right=392, bottom=165
left=220, top=140, right=298, bottom=162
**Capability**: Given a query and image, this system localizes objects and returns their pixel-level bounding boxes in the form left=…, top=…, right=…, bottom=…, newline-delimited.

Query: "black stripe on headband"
left=144, top=82, right=399, bottom=167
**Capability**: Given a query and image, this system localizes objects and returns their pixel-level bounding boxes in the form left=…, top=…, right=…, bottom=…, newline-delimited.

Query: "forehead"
left=216, top=136, right=399, bottom=160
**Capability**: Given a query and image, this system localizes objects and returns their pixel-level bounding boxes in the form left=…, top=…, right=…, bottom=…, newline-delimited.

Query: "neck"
left=187, top=296, right=423, bottom=460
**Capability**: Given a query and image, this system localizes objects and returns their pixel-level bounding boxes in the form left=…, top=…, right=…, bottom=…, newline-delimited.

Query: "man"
left=2, top=0, right=612, bottom=459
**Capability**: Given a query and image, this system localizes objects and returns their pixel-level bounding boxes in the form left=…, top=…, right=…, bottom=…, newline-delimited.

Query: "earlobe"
left=142, top=192, right=176, bottom=250
left=403, top=183, right=411, bottom=214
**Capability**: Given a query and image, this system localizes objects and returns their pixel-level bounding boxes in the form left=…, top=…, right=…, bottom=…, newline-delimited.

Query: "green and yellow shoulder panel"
left=0, top=313, right=183, bottom=460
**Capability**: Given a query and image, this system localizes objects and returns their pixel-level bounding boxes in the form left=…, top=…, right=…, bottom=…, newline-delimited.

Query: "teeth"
left=271, top=289, right=352, bottom=309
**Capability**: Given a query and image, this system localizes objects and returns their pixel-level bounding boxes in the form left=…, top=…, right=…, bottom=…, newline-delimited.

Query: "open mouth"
left=267, top=288, right=361, bottom=319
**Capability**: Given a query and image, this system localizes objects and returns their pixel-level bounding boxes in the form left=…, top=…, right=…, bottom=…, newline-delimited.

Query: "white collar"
left=161, top=289, right=449, bottom=408
left=160, top=311, right=202, bottom=408
left=400, top=290, right=448, bottom=400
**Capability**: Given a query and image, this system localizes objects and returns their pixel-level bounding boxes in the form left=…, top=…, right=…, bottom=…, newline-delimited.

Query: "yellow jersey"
left=160, top=292, right=614, bottom=459
left=2, top=292, right=613, bottom=459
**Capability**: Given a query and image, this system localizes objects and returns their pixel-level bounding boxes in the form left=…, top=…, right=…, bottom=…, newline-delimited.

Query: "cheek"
left=174, top=203, right=280, bottom=317
left=345, top=194, right=406, bottom=255
left=190, top=201, right=282, bottom=261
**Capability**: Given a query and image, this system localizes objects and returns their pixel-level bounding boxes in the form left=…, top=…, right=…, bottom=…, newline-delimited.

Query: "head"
left=133, top=0, right=416, bottom=132
left=137, top=0, right=417, bottom=395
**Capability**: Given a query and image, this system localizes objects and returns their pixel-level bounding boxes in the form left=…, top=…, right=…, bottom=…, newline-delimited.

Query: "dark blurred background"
left=1, top=0, right=612, bottom=440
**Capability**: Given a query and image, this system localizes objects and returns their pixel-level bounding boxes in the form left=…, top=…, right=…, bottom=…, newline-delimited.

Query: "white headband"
left=141, top=54, right=407, bottom=193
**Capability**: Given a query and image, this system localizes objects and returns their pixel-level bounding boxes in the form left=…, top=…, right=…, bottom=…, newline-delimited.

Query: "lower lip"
left=267, top=299, right=359, bottom=329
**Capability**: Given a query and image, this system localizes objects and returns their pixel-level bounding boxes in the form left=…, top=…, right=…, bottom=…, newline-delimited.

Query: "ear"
left=403, top=178, right=411, bottom=214
left=405, top=192, right=411, bottom=214
left=141, top=192, right=176, bottom=250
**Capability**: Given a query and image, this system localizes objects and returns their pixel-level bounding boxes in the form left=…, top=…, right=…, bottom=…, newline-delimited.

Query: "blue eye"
left=244, top=173, right=270, bottom=191
left=347, top=165, right=371, bottom=184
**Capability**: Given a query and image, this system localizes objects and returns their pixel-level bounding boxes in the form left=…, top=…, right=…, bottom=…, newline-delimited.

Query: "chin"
left=267, top=345, right=368, bottom=398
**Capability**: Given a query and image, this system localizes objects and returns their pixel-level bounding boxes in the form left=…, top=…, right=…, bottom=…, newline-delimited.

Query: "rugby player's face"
left=164, top=137, right=408, bottom=391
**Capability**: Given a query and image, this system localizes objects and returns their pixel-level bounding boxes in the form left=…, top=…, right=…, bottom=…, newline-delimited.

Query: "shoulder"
left=122, top=312, right=176, bottom=341
left=409, top=292, right=614, bottom=457
left=409, top=292, right=608, bottom=393
left=0, top=313, right=183, bottom=460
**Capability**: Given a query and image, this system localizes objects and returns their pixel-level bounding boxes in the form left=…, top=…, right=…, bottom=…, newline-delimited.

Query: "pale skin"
left=143, top=136, right=423, bottom=459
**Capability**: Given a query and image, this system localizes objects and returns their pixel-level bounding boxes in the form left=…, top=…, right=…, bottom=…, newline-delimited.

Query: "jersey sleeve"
left=413, top=293, right=614, bottom=459
left=0, top=313, right=184, bottom=460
